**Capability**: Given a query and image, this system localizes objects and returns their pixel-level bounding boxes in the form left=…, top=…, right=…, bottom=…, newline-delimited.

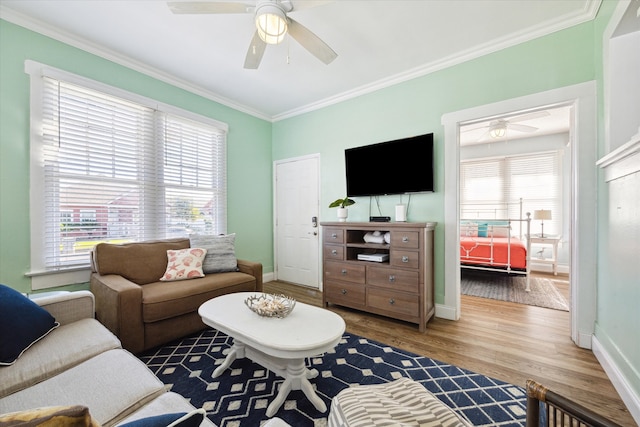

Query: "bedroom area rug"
left=140, top=328, right=528, bottom=427
left=461, top=269, right=569, bottom=311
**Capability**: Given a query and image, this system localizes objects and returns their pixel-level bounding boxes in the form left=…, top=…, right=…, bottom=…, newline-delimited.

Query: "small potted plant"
left=329, top=197, right=355, bottom=222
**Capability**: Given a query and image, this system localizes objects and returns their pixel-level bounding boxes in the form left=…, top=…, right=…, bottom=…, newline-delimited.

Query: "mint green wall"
left=0, top=20, right=273, bottom=293
left=273, top=21, right=595, bottom=305
left=594, top=1, right=640, bottom=403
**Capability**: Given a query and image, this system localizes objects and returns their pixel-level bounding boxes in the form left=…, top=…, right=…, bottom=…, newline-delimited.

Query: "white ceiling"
left=1, top=0, right=599, bottom=121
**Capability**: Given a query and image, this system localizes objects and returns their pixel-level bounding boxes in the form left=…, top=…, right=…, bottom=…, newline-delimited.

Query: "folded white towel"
left=363, top=232, right=385, bottom=244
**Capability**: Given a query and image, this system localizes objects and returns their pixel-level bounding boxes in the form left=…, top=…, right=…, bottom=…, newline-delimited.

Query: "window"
left=27, top=61, right=228, bottom=287
left=460, top=151, right=562, bottom=237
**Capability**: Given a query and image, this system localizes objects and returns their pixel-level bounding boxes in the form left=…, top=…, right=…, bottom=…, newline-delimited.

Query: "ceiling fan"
left=463, top=110, right=551, bottom=140
left=167, top=0, right=337, bottom=69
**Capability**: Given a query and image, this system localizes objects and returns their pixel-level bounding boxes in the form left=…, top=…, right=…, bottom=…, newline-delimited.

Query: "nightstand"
left=528, top=234, right=562, bottom=275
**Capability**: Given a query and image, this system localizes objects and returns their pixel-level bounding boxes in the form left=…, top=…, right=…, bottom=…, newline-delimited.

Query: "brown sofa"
left=90, top=238, right=262, bottom=354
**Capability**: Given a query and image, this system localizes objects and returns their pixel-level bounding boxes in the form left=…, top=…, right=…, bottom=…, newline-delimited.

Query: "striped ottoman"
left=328, top=378, right=472, bottom=427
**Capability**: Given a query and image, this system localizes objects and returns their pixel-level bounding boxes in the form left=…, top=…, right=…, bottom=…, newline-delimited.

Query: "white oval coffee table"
left=198, top=292, right=346, bottom=417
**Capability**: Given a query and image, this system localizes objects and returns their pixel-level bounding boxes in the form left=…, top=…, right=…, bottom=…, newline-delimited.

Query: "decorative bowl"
left=245, top=293, right=296, bottom=318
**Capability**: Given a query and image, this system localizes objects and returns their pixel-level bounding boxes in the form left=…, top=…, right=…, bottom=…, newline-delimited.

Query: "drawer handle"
left=331, top=233, right=338, bottom=239
left=341, top=269, right=348, bottom=275
left=402, top=255, right=409, bottom=263
left=389, top=298, right=395, bottom=305
left=389, top=275, right=395, bottom=282
left=331, top=249, right=338, bottom=255
left=341, top=289, right=347, bottom=295
left=402, top=236, right=409, bottom=243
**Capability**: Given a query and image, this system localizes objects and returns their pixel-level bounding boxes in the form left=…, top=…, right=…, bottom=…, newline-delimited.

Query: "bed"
left=460, top=199, right=532, bottom=291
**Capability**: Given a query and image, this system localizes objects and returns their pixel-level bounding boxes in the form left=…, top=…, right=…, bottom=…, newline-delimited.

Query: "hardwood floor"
left=263, top=277, right=636, bottom=426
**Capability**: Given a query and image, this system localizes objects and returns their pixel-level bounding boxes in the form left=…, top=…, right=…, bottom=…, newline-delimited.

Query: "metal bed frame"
left=460, top=198, right=532, bottom=291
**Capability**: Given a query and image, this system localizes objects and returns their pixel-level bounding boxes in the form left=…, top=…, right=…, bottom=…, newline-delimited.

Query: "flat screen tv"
left=345, top=133, right=434, bottom=197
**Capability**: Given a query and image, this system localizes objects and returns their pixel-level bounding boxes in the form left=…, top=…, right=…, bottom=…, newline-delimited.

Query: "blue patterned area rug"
left=139, top=329, right=527, bottom=427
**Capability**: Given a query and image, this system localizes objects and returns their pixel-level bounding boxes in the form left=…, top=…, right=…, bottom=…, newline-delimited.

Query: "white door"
left=274, top=155, right=320, bottom=288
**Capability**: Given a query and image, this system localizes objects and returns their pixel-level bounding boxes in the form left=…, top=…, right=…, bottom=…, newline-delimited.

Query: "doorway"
left=274, top=154, right=321, bottom=288
left=458, top=105, right=572, bottom=311
left=442, top=82, right=597, bottom=349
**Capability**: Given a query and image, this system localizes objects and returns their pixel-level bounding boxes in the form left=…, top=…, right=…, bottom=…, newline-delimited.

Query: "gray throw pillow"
left=189, top=234, right=238, bottom=274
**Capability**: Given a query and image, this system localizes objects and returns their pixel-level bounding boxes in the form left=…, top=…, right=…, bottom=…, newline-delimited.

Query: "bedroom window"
left=26, top=61, right=228, bottom=287
left=460, top=151, right=562, bottom=237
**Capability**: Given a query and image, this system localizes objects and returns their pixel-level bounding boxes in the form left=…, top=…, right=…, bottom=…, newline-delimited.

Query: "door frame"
left=441, top=81, right=597, bottom=349
left=273, top=153, right=322, bottom=288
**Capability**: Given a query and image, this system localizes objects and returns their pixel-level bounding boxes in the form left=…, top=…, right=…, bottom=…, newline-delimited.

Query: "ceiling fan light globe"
left=256, top=4, right=288, bottom=45
left=489, top=125, right=506, bottom=138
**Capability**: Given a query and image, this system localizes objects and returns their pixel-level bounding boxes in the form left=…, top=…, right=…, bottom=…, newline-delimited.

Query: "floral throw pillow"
left=160, top=248, right=207, bottom=282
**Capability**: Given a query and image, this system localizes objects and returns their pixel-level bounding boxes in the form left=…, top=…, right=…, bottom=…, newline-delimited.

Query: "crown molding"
left=0, top=6, right=271, bottom=122
left=2, top=1, right=601, bottom=123
left=273, top=0, right=602, bottom=121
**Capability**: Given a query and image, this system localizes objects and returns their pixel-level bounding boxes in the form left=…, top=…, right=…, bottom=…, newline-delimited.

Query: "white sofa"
left=0, top=290, right=215, bottom=427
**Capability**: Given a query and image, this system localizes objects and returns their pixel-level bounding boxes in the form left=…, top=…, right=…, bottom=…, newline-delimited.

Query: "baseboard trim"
left=592, top=336, right=640, bottom=424
left=263, top=272, right=275, bottom=284
left=435, top=303, right=458, bottom=320
left=529, top=263, right=570, bottom=275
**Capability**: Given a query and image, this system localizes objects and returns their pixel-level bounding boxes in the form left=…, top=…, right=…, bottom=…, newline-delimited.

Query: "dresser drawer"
left=390, top=250, right=420, bottom=269
left=324, top=228, right=344, bottom=244
left=390, top=231, right=420, bottom=249
left=324, top=281, right=365, bottom=306
left=367, top=288, right=419, bottom=319
left=324, top=245, right=344, bottom=260
left=367, top=266, right=419, bottom=293
left=324, top=261, right=365, bottom=284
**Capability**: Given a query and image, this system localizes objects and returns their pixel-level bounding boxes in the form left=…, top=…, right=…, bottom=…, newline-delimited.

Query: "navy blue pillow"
left=0, top=284, right=60, bottom=365
left=119, top=410, right=205, bottom=427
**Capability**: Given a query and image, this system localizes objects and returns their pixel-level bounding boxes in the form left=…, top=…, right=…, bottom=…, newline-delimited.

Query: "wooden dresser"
left=321, top=221, right=436, bottom=332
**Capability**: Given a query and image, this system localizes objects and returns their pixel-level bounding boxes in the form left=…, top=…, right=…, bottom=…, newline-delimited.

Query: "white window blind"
left=33, top=72, right=227, bottom=272
left=460, top=151, right=562, bottom=236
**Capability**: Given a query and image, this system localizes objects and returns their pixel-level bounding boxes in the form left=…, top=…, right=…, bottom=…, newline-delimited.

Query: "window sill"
left=25, top=267, right=91, bottom=291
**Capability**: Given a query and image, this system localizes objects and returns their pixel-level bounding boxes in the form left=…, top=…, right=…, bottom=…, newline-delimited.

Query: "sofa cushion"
left=0, top=349, right=166, bottom=427
left=189, top=234, right=238, bottom=274
left=160, top=248, right=207, bottom=282
left=0, top=284, right=59, bottom=366
left=93, top=239, right=190, bottom=285
left=0, top=405, right=99, bottom=427
left=0, top=318, right=122, bottom=398
left=142, top=273, right=257, bottom=323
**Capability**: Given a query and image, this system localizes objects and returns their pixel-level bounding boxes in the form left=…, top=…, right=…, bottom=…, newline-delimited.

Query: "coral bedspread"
left=460, top=237, right=527, bottom=269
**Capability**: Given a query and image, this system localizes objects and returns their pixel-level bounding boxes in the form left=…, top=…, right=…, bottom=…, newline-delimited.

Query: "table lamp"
left=533, top=209, right=552, bottom=237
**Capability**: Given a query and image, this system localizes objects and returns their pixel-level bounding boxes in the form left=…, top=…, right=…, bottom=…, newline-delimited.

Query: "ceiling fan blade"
left=508, top=123, right=538, bottom=133
left=167, top=2, right=252, bottom=14
left=507, top=110, right=550, bottom=123
left=287, top=18, right=337, bottom=65
left=462, top=123, right=489, bottom=133
left=477, top=129, right=493, bottom=142
left=244, top=31, right=267, bottom=69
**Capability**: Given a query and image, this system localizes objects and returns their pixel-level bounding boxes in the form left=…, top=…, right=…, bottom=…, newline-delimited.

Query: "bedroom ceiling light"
left=533, top=209, right=552, bottom=237
left=489, top=122, right=507, bottom=138
left=255, top=2, right=288, bottom=45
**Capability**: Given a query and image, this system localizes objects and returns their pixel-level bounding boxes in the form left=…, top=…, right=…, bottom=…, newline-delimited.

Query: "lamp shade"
left=256, top=3, right=288, bottom=45
left=533, top=209, right=552, bottom=220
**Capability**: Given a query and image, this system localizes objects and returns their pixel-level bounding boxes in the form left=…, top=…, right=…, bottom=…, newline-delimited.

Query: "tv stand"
left=321, top=221, right=436, bottom=332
